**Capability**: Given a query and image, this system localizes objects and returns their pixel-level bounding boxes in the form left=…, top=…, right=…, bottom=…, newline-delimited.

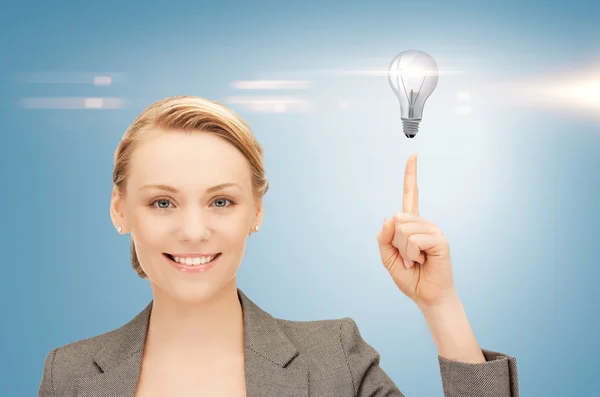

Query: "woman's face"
left=110, top=129, right=263, bottom=303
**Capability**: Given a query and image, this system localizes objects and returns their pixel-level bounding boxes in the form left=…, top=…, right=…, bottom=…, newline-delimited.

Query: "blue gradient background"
left=1, top=0, right=599, bottom=395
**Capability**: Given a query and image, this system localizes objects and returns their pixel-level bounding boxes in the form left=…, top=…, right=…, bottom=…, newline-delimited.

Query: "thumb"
left=377, top=218, right=397, bottom=265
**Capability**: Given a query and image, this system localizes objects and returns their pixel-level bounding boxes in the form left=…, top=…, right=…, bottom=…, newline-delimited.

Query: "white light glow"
left=490, top=61, right=600, bottom=119
left=338, top=100, right=351, bottom=110
left=457, top=91, right=471, bottom=100
left=93, top=76, right=112, bottom=86
left=231, top=80, right=311, bottom=90
left=335, top=69, right=463, bottom=77
left=227, top=96, right=311, bottom=113
left=15, top=72, right=124, bottom=84
left=19, top=97, right=126, bottom=109
left=456, top=105, right=472, bottom=115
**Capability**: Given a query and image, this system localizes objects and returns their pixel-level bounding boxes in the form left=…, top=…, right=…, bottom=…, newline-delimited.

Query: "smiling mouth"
left=163, top=253, right=222, bottom=266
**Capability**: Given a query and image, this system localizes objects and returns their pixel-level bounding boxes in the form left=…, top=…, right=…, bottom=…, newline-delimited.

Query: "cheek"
left=130, top=209, right=172, bottom=246
left=214, top=213, right=251, bottom=242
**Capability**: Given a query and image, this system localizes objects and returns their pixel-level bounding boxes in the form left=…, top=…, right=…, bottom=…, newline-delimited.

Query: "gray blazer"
left=38, top=289, right=519, bottom=396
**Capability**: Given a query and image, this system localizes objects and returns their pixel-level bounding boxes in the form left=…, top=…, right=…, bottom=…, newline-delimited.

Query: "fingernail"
left=403, top=259, right=410, bottom=269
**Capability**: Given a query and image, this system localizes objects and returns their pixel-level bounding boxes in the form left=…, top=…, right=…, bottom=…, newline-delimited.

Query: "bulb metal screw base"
left=402, top=119, right=421, bottom=138
left=402, top=119, right=420, bottom=138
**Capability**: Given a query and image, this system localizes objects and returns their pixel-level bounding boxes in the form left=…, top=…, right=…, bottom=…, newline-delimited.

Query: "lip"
left=163, top=253, right=221, bottom=273
left=169, top=253, right=220, bottom=258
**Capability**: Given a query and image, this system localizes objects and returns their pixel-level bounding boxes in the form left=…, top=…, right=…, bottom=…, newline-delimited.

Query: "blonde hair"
left=112, top=96, right=269, bottom=278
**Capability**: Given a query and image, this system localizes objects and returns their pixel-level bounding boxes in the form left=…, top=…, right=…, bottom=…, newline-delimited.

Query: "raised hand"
left=377, top=153, right=456, bottom=308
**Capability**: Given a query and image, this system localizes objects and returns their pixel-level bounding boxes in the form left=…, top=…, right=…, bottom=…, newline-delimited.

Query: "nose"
left=178, top=209, right=211, bottom=243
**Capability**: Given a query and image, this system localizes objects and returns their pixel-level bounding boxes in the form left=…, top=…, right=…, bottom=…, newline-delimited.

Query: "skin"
left=377, top=153, right=486, bottom=363
left=111, top=130, right=484, bottom=381
left=110, top=129, right=262, bottom=369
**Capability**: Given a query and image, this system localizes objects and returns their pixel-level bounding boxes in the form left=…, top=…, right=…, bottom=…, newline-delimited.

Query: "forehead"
left=127, top=129, right=252, bottom=190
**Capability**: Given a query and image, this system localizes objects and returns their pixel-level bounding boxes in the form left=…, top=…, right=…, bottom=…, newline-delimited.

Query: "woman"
left=38, top=96, right=519, bottom=396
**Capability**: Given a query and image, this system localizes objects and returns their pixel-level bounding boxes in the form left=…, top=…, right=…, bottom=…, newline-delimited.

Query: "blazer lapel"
left=239, top=290, right=309, bottom=397
left=76, top=301, right=151, bottom=397
left=77, top=289, right=308, bottom=397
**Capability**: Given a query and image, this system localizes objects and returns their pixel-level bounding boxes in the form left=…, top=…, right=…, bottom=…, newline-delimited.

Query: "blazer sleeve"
left=38, top=348, right=58, bottom=397
left=339, top=317, right=519, bottom=397
left=438, top=349, right=519, bottom=397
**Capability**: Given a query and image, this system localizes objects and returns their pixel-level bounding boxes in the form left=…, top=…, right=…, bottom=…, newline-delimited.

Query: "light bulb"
left=388, top=49, right=439, bottom=138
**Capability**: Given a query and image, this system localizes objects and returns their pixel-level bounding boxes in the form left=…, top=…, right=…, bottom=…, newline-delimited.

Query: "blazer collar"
left=77, top=289, right=308, bottom=397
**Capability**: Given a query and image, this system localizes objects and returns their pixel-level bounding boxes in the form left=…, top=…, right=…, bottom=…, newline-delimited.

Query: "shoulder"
left=39, top=328, right=123, bottom=395
left=268, top=315, right=402, bottom=395
left=273, top=316, right=382, bottom=392
left=276, top=316, right=379, bottom=359
left=38, top=299, right=153, bottom=397
left=239, top=289, right=377, bottom=365
left=46, top=326, right=123, bottom=362
left=276, top=316, right=370, bottom=347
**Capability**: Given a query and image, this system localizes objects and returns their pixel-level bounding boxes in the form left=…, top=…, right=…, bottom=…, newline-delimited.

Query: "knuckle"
left=395, top=212, right=417, bottom=224
left=424, top=220, right=441, bottom=233
left=397, top=223, right=408, bottom=234
left=393, top=212, right=404, bottom=222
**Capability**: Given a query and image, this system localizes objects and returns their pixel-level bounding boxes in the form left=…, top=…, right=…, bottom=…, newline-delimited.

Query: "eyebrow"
left=139, top=183, right=243, bottom=194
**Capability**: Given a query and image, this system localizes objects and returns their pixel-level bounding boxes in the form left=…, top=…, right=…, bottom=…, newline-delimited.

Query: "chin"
left=167, top=277, right=238, bottom=305
left=146, top=253, right=239, bottom=304
left=153, top=282, right=220, bottom=305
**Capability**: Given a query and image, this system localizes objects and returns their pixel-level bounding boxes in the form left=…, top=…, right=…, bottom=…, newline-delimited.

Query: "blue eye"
left=151, top=199, right=172, bottom=210
left=149, top=197, right=235, bottom=211
left=213, top=198, right=232, bottom=208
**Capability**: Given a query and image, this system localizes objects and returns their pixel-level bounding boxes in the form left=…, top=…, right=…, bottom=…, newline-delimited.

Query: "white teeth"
left=173, top=255, right=215, bottom=266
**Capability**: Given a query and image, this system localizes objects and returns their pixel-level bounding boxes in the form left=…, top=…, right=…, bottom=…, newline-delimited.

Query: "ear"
left=252, top=197, right=264, bottom=231
left=110, top=188, right=128, bottom=233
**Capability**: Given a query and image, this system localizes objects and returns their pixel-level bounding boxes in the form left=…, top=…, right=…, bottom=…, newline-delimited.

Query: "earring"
left=254, top=225, right=260, bottom=231
left=117, top=225, right=123, bottom=233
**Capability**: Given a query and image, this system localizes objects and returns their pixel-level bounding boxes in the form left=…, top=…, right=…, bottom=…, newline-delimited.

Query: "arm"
left=419, top=289, right=519, bottom=397
left=419, top=288, right=486, bottom=363
left=374, top=155, right=519, bottom=396
left=340, top=315, right=519, bottom=397
left=38, top=348, right=57, bottom=397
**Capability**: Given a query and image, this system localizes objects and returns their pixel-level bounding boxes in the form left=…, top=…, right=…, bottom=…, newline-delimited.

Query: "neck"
left=145, top=279, right=244, bottom=358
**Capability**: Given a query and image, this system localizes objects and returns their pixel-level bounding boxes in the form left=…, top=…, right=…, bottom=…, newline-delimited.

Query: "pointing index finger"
left=402, top=153, right=419, bottom=215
